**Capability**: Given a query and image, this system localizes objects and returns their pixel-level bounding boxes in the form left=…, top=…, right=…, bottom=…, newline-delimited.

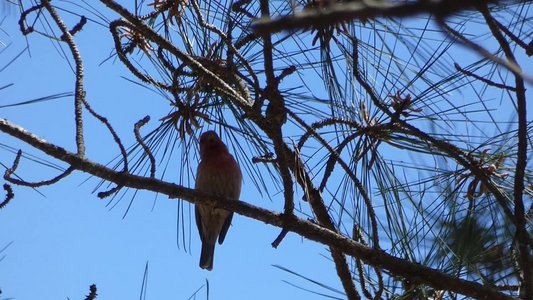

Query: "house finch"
left=195, top=130, right=242, bottom=270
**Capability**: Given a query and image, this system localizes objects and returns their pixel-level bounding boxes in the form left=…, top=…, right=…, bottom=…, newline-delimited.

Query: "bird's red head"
left=199, top=131, right=229, bottom=160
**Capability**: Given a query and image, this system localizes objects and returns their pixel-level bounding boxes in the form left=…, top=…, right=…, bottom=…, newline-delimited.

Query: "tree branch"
left=252, top=0, right=500, bottom=34
left=0, top=118, right=516, bottom=300
left=1, top=183, right=14, bottom=209
left=41, top=0, right=86, bottom=157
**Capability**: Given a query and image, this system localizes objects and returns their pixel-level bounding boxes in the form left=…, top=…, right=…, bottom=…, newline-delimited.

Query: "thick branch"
left=0, top=118, right=515, bottom=300
left=258, top=0, right=297, bottom=258
left=252, top=0, right=499, bottom=34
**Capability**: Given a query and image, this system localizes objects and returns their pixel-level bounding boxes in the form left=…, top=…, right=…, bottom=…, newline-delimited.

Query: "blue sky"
left=1, top=1, right=532, bottom=300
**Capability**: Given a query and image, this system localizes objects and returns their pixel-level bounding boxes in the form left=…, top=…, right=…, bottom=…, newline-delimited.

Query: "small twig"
left=5, top=166, right=75, bottom=188
left=157, top=46, right=176, bottom=73
left=270, top=140, right=304, bottom=249
left=81, top=94, right=128, bottom=173
left=454, top=62, right=516, bottom=91
left=275, top=66, right=296, bottom=85
left=298, top=118, right=363, bottom=149
left=251, top=153, right=275, bottom=163
left=232, top=0, right=256, bottom=19
left=353, top=224, right=372, bottom=299
left=84, top=284, right=97, bottom=300
left=134, top=116, right=155, bottom=178
left=18, top=4, right=43, bottom=35
left=290, top=111, right=381, bottom=248
left=97, top=185, right=123, bottom=199
left=495, top=284, right=520, bottom=291
left=271, top=227, right=289, bottom=248
left=4, top=150, right=21, bottom=178
left=234, top=32, right=259, bottom=50
left=1, top=184, right=14, bottom=209
left=60, top=16, right=87, bottom=40
left=4, top=150, right=75, bottom=187
left=318, top=131, right=360, bottom=191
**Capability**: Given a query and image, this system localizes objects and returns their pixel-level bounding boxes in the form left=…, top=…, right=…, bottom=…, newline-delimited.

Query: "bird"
left=195, top=130, right=242, bottom=270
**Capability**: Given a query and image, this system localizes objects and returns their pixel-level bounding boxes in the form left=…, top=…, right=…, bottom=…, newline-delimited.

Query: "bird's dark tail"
left=199, top=242, right=215, bottom=271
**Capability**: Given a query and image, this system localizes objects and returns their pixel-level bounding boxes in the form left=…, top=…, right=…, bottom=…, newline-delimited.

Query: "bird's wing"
left=195, top=205, right=205, bottom=243
left=218, top=159, right=241, bottom=244
left=218, top=212, right=233, bottom=244
left=195, top=161, right=209, bottom=243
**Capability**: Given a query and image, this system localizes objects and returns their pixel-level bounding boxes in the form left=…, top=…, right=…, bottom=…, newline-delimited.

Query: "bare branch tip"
left=84, top=284, right=97, bottom=300
left=1, top=183, right=14, bottom=209
left=97, top=185, right=123, bottom=199
left=134, top=116, right=156, bottom=178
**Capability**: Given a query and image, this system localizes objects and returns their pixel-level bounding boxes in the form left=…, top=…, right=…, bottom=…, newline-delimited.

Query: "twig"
left=84, top=284, right=97, bottom=300
left=280, top=123, right=361, bottom=299
left=81, top=94, right=128, bottom=173
left=97, top=185, right=123, bottom=199
left=270, top=138, right=300, bottom=248
left=4, top=150, right=74, bottom=187
left=232, top=0, right=255, bottom=19
left=42, top=0, right=86, bottom=157
left=275, top=66, right=296, bottom=85
left=492, top=18, right=533, bottom=56
left=257, top=0, right=277, bottom=112
left=60, top=15, right=87, bottom=40
left=251, top=153, right=275, bottom=163
left=134, top=116, right=155, bottom=178
left=454, top=62, right=516, bottom=91
left=352, top=224, right=373, bottom=299
left=1, top=183, right=14, bottom=209
left=298, top=118, right=363, bottom=149
left=18, top=4, right=43, bottom=35
left=271, top=227, right=289, bottom=248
